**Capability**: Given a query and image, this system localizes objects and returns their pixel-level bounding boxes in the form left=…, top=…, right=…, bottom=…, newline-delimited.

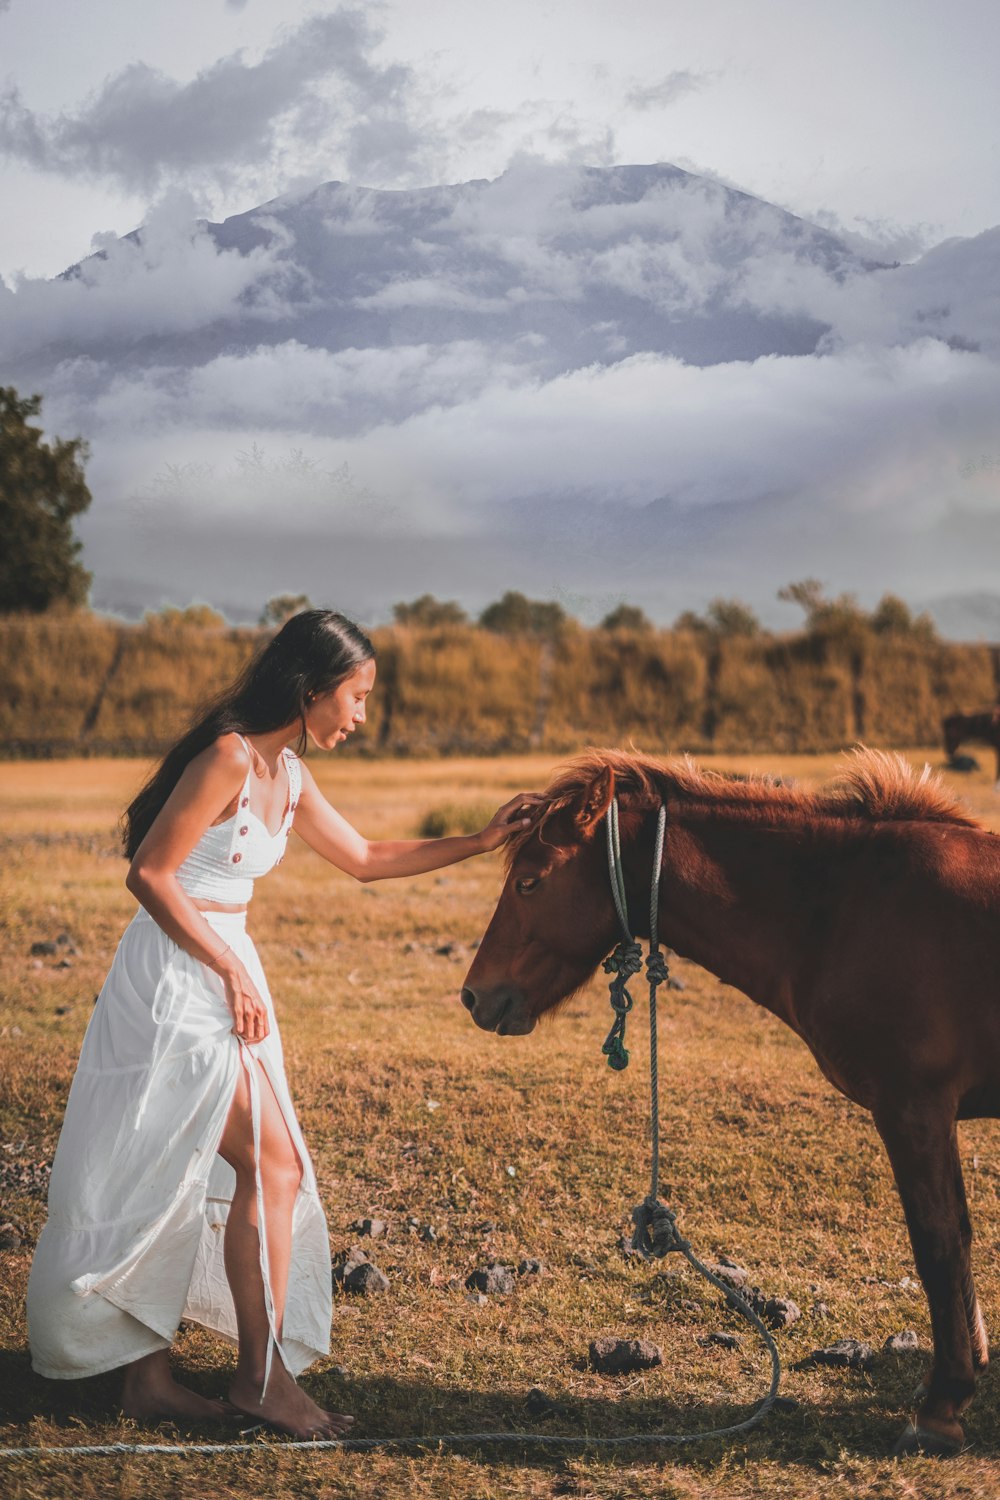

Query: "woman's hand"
left=211, top=952, right=270, bottom=1043
left=477, top=791, right=545, bottom=854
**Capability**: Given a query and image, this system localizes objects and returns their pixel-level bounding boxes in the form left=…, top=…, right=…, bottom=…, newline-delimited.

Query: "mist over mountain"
left=2, top=159, right=998, bottom=628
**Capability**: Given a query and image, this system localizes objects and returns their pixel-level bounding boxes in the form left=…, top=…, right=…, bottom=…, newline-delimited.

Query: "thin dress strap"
left=282, top=748, right=301, bottom=822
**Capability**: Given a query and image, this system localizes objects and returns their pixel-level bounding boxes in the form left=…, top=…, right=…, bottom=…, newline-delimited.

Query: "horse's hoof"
left=893, top=1419, right=964, bottom=1458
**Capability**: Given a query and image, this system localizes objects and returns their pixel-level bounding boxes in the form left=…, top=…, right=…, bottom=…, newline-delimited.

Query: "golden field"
left=2, top=749, right=1000, bottom=1500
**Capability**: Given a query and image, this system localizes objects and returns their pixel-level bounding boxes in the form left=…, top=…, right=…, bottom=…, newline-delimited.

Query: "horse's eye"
left=515, top=876, right=541, bottom=895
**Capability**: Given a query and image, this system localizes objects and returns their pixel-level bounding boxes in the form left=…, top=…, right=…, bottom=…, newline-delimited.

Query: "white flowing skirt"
left=27, top=907, right=332, bottom=1381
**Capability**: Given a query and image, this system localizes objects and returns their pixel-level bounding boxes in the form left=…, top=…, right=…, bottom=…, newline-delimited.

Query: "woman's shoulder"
left=185, top=732, right=252, bottom=786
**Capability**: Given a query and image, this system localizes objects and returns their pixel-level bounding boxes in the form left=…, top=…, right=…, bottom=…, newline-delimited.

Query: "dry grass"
left=2, top=749, right=1000, bottom=1499
left=2, top=615, right=998, bottom=759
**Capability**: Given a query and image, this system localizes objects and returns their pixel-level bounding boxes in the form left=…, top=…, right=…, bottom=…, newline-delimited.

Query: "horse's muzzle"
left=460, top=986, right=537, bottom=1035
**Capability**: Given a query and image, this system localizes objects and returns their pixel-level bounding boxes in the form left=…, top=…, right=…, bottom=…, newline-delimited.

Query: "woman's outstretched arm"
left=291, top=762, right=543, bottom=882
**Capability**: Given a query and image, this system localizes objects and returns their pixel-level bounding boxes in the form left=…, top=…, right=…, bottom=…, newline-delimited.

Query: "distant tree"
left=479, top=590, right=571, bottom=636
left=672, top=598, right=761, bottom=638
left=393, top=593, right=468, bottom=627
left=0, top=386, right=92, bottom=613
left=705, top=597, right=762, bottom=638
left=600, top=603, right=653, bottom=632
left=672, top=609, right=709, bottom=634
left=261, top=593, right=313, bottom=627
left=870, top=593, right=938, bottom=642
left=145, top=603, right=227, bottom=629
left=776, top=578, right=827, bottom=625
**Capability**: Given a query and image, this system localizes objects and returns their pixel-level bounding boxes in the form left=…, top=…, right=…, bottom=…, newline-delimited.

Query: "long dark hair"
left=121, top=609, right=375, bottom=859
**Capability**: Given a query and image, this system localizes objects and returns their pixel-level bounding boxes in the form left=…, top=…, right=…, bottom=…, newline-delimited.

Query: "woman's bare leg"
left=121, top=1347, right=233, bottom=1421
left=218, top=1056, right=352, bottom=1439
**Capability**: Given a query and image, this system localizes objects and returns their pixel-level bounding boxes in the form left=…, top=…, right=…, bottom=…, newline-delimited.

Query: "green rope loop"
left=602, top=938, right=642, bottom=1070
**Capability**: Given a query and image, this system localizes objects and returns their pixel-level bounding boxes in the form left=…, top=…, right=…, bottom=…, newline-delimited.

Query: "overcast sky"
left=1, top=0, right=998, bottom=628
left=3, top=0, right=999, bottom=277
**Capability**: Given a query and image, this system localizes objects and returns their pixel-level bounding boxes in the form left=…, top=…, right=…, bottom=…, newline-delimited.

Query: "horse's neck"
left=652, top=810, right=813, bottom=1030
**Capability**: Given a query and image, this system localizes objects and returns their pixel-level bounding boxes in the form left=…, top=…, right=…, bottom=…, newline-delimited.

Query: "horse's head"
left=461, top=762, right=625, bottom=1035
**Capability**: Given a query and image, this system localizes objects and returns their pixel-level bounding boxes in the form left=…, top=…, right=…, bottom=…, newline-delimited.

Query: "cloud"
left=5, top=159, right=1000, bottom=620
left=0, top=190, right=299, bottom=357
left=625, top=71, right=709, bottom=111
left=0, top=9, right=422, bottom=194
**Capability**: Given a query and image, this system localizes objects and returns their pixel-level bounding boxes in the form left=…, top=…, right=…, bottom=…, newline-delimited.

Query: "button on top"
left=241, top=796, right=249, bottom=808
left=239, top=825, right=249, bottom=836
left=232, top=853, right=242, bottom=864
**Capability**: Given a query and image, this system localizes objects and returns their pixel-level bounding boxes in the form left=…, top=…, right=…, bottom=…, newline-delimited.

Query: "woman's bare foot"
left=228, top=1360, right=353, bottom=1440
left=122, top=1349, right=234, bottom=1423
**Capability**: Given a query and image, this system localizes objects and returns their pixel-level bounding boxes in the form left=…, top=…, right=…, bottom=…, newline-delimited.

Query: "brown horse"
left=462, top=747, right=1000, bottom=1455
left=943, top=709, right=1000, bottom=786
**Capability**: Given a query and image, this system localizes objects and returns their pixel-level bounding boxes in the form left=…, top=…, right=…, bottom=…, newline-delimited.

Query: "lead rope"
left=602, top=796, right=781, bottom=1435
left=0, top=802, right=781, bottom=1462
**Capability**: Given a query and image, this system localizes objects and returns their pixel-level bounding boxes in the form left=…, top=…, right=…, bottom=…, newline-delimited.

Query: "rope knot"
left=602, top=940, right=642, bottom=980
left=645, top=948, right=670, bottom=987
left=602, top=938, right=642, bottom=1070
left=630, top=1195, right=688, bottom=1259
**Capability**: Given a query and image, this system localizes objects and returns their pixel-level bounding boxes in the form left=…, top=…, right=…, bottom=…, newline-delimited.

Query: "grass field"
left=2, top=749, right=1000, bottom=1499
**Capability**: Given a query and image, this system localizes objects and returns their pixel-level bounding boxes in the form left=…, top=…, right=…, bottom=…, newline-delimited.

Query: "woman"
left=26, top=609, right=540, bottom=1440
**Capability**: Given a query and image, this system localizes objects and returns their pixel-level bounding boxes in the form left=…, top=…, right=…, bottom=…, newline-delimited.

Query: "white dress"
left=27, top=744, right=332, bottom=1382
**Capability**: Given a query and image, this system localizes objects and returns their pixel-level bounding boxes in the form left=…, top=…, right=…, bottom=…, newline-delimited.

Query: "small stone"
left=55, top=958, right=73, bottom=969
left=293, top=947, right=307, bottom=961
left=55, top=933, right=77, bottom=953
left=806, top=1338, right=875, bottom=1371
left=525, top=1386, right=559, bottom=1418
left=0, top=1223, right=23, bottom=1250
left=465, top=1291, right=488, bottom=1307
left=698, top=1332, right=741, bottom=1349
left=330, top=1365, right=349, bottom=1378
left=898, top=1276, right=920, bottom=1292
left=518, top=1257, right=544, bottom=1277
left=772, top=1396, right=800, bottom=1413
left=811, top=1301, right=831, bottom=1320
left=707, top=1257, right=749, bottom=1290
left=472, top=1220, right=497, bottom=1234
left=30, top=941, right=58, bottom=956
left=764, top=1297, right=801, bottom=1330
left=435, top=941, right=460, bottom=957
left=589, top=1337, right=663, bottom=1375
left=667, top=976, right=686, bottom=991
left=344, top=1261, right=389, bottom=1296
left=465, top=1262, right=517, bottom=1295
left=354, top=1217, right=387, bottom=1239
left=617, top=1234, right=643, bottom=1259
left=54, top=1005, right=73, bottom=1016
left=418, top=1224, right=438, bottom=1244
left=332, top=1244, right=370, bottom=1285
left=883, top=1329, right=921, bottom=1355
left=402, top=941, right=418, bottom=954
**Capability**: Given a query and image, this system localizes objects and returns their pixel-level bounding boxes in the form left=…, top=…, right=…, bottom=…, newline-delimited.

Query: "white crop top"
left=175, top=740, right=301, bottom=904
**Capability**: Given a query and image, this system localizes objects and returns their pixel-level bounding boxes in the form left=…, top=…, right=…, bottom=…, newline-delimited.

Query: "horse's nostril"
left=460, top=988, right=476, bottom=1012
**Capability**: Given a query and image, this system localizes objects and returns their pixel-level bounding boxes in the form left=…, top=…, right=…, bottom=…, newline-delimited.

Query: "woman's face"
left=304, top=658, right=377, bottom=750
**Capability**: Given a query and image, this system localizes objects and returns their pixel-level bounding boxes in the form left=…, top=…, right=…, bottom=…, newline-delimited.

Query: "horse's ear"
left=575, top=764, right=615, bottom=835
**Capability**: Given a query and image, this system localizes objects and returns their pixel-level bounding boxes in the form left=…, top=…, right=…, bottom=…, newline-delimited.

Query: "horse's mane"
left=503, top=746, right=978, bottom=869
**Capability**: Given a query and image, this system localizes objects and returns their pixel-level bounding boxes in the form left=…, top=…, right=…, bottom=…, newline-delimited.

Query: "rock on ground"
left=344, top=1261, right=390, bottom=1295
left=805, top=1338, right=875, bottom=1371
left=589, top=1337, right=664, bottom=1375
left=465, top=1262, right=517, bottom=1295
left=883, top=1329, right=921, bottom=1354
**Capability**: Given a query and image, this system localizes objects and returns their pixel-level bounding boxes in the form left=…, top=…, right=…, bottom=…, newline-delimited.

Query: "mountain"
left=44, top=161, right=886, bottom=383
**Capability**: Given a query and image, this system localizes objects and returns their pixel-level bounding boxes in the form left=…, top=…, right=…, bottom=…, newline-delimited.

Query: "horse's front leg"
left=874, top=1104, right=976, bottom=1456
